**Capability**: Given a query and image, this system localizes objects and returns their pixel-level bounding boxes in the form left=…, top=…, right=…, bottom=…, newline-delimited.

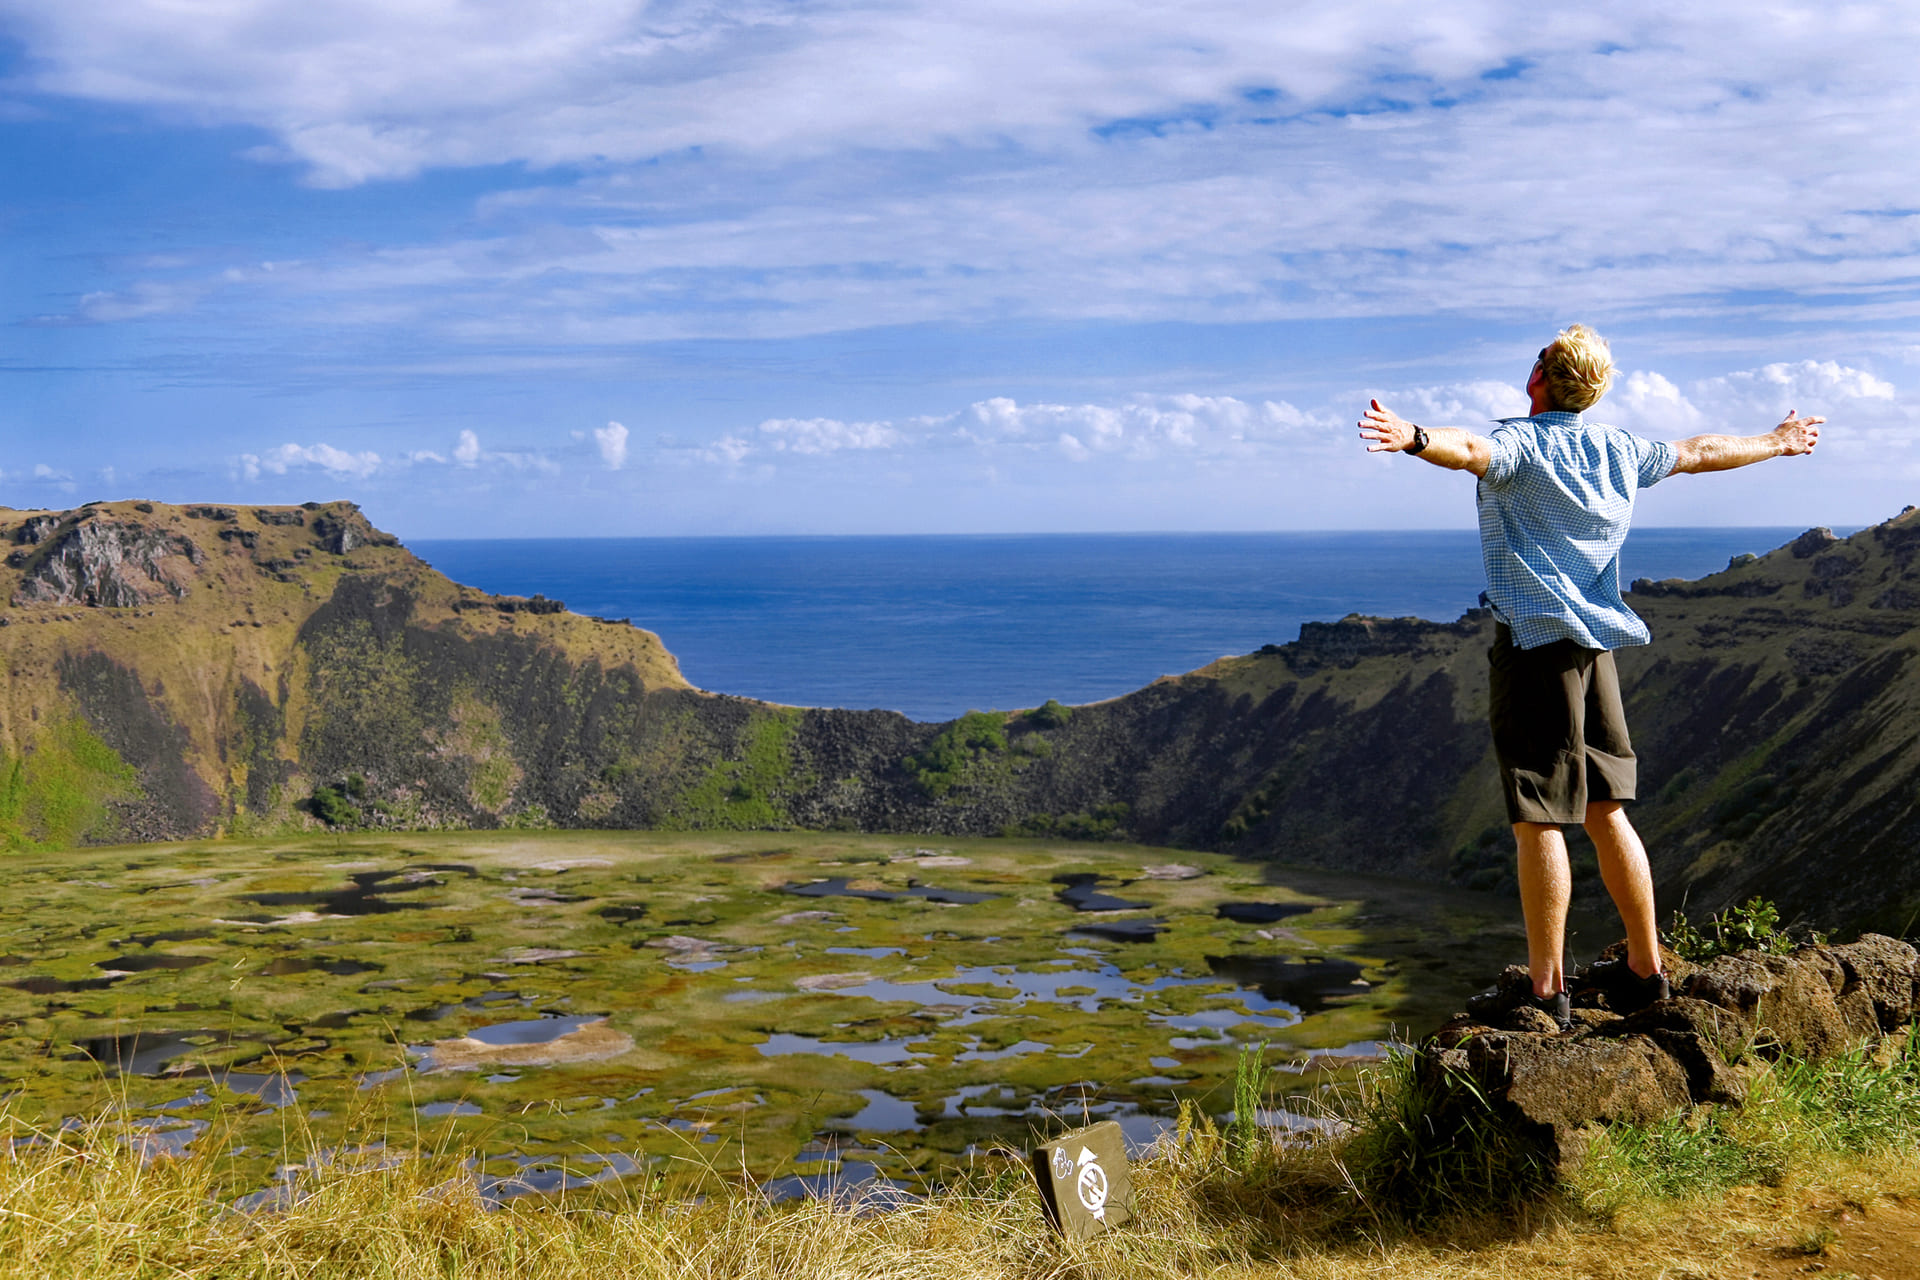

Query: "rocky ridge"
left=0, top=500, right=1917, bottom=936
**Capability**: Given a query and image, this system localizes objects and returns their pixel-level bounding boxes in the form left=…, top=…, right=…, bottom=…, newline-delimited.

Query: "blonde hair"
left=1541, top=323, right=1615, bottom=413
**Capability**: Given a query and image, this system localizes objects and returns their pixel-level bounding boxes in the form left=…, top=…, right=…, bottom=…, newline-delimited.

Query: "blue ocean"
left=412, top=529, right=1813, bottom=723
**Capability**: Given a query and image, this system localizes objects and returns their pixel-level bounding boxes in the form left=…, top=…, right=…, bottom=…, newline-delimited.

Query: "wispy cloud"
left=13, top=4, right=1920, bottom=342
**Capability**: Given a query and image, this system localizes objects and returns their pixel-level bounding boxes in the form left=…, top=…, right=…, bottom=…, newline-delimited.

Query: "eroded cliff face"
left=2, top=500, right=1917, bottom=936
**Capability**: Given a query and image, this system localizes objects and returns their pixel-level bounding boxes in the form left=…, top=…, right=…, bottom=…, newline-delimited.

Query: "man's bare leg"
left=1584, top=800, right=1662, bottom=978
left=1513, top=821, right=1571, bottom=998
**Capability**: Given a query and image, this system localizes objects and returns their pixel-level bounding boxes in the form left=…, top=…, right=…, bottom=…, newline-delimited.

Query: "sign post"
left=1030, top=1119, right=1134, bottom=1240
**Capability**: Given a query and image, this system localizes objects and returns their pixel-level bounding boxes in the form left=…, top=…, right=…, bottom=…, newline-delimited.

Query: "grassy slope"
left=0, top=501, right=687, bottom=839
left=2, top=500, right=1918, bottom=934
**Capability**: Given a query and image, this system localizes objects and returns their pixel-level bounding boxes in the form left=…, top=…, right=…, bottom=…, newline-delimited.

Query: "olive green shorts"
left=1488, top=623, right=1637, bottom=825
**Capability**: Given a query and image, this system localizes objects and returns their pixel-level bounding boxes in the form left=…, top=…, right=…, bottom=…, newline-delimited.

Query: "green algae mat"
left=0, top=831, right=1537, bottom=1199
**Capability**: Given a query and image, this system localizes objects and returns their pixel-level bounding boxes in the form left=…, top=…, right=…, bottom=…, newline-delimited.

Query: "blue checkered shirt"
left=1475, top=411, right=1678, bottom=651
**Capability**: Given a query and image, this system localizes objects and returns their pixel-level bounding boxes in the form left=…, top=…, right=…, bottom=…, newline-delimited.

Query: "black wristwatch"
left=1407, top=425, right=1429, bottom=456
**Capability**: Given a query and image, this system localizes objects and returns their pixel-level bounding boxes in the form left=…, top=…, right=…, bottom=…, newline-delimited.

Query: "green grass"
left=0, top=714, right=140, bottom=850
left=662, top=708, right=805, bottom=827
left=1579, top=1025, right=1920, bottom=1210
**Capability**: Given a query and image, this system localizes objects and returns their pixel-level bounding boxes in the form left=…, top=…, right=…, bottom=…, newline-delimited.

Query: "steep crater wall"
left=2, top=501, right=1918, bottom=937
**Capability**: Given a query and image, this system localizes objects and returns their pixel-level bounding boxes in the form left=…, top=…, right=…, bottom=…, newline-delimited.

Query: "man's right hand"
left=1771, top=409, right=1824, bottom=457
left=1358, top=399, right=1415, bottom=452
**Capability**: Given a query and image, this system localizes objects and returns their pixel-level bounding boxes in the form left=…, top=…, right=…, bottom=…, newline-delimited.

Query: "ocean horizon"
left=414, top=527, right=1832, bottom=723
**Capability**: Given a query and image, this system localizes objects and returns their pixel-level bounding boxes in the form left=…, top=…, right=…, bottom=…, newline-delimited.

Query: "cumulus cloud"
left=756, top=417, right=902, bottom=455
left=708, top=393, right=1335, bottom=467
left=235, top=430, right=573, bottom=483
left=592, top=421, right=630, bottom=469
left=1691, top=361, right=1896, bottom=422
left=1609, top=371, right=1707, bottom=437
left=436, top=429, right=558, bottom=473
left=703, top=435, right=753, bottom=466
left=1597, top=359, right=1917, bottom=475
left=238, top=442, right=383, bottom=481
left=1379, top=381, right=1530, bottom=427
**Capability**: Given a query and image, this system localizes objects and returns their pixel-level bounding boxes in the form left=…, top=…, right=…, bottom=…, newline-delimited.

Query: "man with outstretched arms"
left=1357, top=325, right=1822, bottom=1029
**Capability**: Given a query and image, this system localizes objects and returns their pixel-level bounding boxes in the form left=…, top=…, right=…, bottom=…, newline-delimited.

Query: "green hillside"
left=3, top=498, right=1917, bottom=934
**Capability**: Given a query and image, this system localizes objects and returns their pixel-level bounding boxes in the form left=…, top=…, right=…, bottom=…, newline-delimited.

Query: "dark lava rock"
left=1681, top=949, right=1854, bottom=1058
left=1791, top=526, right=1840, bottom=558
left=254, top=509, right=306, bottom=526
left=1417, top=936, right=1920, bottom=1181
left=16, top=515, right=62, bottom=545
left=1284, top=614, right=1480, bottom=673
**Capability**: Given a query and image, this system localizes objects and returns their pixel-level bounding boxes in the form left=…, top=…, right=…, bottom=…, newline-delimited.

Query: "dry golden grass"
left=0, top=1094, right=1914, bottom=1280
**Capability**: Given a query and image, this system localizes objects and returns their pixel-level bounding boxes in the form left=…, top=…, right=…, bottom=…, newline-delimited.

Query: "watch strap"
left=1407, top=425, right=1429, bottom=455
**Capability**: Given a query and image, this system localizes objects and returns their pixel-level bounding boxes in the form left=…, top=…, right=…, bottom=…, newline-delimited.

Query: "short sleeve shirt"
left=1476, top=411, right=1678, bottom=651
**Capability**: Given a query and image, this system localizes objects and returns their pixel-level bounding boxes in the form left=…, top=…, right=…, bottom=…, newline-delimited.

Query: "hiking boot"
left=1529, top=989, right=1572, bottom=1033
left=1585, top=959, right=1670, bottom=1012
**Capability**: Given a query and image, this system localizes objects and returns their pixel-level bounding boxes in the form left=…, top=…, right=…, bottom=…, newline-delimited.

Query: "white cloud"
left=28, top=280, right=206, bottom=326
left=592, top=421, right=630, bottom=469
left=435, top=429, right=558, bottom=473
left=1609, top=371, right=1707, bottom=437
left=1692, top=361, right=1896, bottom=421
left=12, top=4, right=1920, bottom=341
left=453, top=429, right=482, bottom=466
left=0, top=2, right=1586, bottom=184
left=757, top=417, right=902, bottom=455
left=710, top=393, right=1334, bottom=467
left=238, top=443, right=383, bottom=481
left=1380, top=381, right=1529, bottom=426
left=1601, top=360, right=1911, bottom=457
left=703, top=435, right=753, bottom=466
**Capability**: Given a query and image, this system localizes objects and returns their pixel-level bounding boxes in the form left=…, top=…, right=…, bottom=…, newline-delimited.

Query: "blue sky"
left=2, top=2, right=1916, bottom=537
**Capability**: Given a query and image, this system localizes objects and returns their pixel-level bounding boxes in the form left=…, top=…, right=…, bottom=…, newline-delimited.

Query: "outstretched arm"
left=1358, top=399, right=1493, bottom=477
left=1671, top=410, right=1823, bottom=475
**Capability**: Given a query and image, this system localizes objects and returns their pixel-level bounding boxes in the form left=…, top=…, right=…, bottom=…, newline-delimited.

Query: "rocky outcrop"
left=1419, top=935, right=1920, bottom=1174
left=1280, top=613, right=1487, bottom=673
left=8, top=514, right=203, bottom=607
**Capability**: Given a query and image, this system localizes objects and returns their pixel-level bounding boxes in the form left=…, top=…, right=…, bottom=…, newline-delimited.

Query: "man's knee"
left=1584, top=799, right=1628, bottom=831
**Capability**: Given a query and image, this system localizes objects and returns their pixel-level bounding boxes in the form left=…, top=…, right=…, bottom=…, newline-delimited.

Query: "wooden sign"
left=1030, top=1120, right=1134, bottom=1239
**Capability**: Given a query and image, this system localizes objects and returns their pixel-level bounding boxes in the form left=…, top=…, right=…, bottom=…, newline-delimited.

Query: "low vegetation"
left=904, top=710, right=1009, bottom=796
left=0, top=714, right=139, bottom=850
left=1665, top=894, right=1808, bottom=962
left=1, top=1020, right=1912, bottom=1279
